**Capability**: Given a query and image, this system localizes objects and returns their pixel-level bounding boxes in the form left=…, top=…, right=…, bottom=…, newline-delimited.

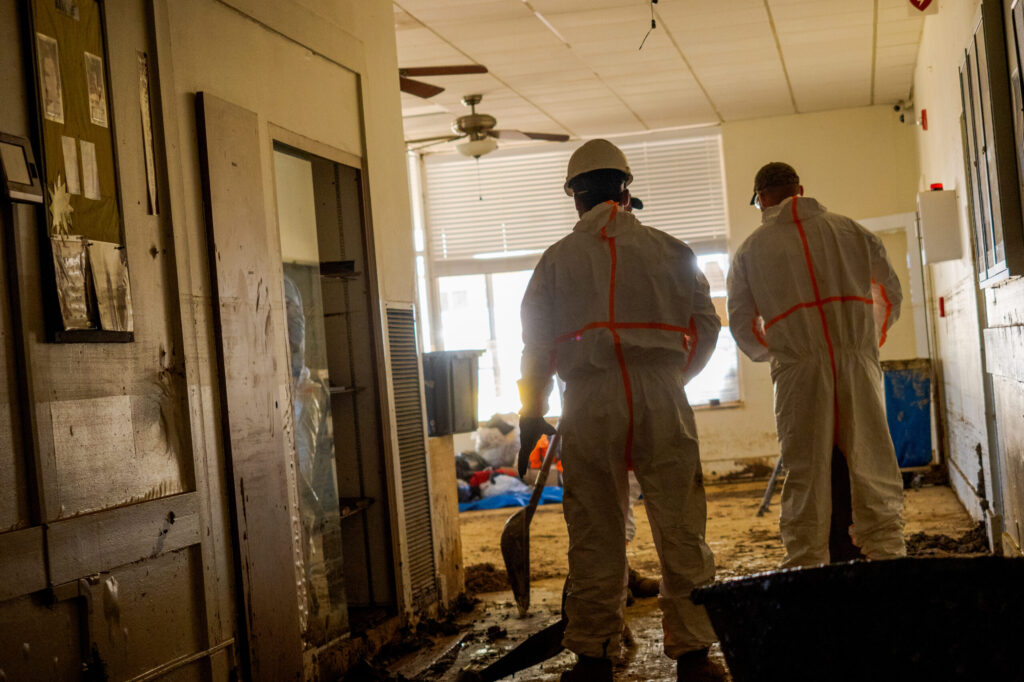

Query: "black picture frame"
left=23, top=0, right=133, bottom=342
left=0, top=132, right=44, bottom=204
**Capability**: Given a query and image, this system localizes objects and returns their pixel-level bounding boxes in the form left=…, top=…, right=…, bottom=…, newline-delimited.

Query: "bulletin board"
left=26, top=0, right=134, bottom=342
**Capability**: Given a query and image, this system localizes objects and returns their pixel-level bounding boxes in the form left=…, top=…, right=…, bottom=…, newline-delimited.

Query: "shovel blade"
left=500, top=509, right=531, bottom=616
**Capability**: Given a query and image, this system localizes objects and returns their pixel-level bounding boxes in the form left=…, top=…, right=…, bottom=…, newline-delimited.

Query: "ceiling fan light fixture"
left=456, top=137, right=498, bottom=158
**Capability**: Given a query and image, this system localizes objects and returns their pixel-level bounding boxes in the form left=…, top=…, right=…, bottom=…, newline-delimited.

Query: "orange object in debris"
left=529, top=434, right=562, bottom=472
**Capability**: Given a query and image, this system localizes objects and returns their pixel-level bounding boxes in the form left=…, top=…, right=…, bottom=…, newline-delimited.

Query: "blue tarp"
left=458, top=486, right=564, bottom=512
left=884, top=365, right=932, bottom=468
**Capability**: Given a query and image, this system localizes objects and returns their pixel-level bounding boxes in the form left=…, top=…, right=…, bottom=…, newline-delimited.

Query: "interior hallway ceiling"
left=395, top=0, right=925, bottom=147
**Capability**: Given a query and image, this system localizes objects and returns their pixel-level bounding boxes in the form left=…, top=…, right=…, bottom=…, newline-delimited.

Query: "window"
left=416, top=133, right=736, bottom=420
left=436, top=270, right=564, bottom=417
left=688, top=253, right=739, bottom=406
left=960, top=0, right=1024, bottom=285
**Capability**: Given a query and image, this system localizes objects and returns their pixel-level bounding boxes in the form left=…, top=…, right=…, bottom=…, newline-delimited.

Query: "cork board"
left=28, top=0, right=133, bottom=340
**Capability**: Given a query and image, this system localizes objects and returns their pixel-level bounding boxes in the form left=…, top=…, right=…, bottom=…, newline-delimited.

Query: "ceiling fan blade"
left=405, top=134, right=462, bottom=145
left=400, top=76, right=445, bottom=99
left=519, top=131, right=571, bottom=142
left=489, top=130, right=570, bottom=142
left=401, top=65, right=488, bottom=77
left=407, top=135, right=466, bottom=152
left=487, top=129, right=529, bottom=141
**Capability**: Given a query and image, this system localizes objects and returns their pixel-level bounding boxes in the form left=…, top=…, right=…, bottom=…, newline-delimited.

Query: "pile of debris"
left=464, top=563, right=510, bottom=594
left=906, top=522, right=988, bottom=556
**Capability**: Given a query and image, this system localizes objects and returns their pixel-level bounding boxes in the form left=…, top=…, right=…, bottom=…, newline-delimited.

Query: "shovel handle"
left=525, top=432, right=559, bottom=525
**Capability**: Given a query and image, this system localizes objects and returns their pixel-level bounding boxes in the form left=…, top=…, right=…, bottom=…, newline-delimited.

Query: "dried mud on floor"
left=379, top=481, right=976, bottom=681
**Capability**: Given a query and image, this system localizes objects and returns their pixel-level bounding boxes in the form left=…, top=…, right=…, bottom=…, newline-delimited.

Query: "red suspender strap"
left=600, top=204, right=635, bottom=468
left=791, top=197, right=840, bottom=444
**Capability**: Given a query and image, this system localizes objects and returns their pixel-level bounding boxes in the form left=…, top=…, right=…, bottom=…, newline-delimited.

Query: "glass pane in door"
left=274, top=147, right=349, bottom=643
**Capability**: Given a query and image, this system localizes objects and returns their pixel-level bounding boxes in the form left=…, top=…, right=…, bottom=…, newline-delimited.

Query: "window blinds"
left=423, top=135, right=728, bottom=263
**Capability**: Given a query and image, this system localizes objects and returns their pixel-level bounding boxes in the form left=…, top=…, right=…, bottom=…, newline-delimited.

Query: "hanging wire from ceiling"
left=475, top=156, right=484, bottom=201
left=638, top=0, right=658, bottom=50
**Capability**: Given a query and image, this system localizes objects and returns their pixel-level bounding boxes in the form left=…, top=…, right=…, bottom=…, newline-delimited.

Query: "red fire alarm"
left=921, top=108, right=928, bottom=131
left=939, top=296, right=946, bottom=317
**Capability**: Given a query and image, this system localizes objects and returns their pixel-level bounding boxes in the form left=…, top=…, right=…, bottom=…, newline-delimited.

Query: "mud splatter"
left=464, top=563, right=510, bottom=594
left=713, top=459, right=776, bottom=483
left=906, top=522, right=988, bottom=556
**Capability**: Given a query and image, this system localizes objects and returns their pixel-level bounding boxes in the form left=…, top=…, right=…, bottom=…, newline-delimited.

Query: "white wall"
left=912, top=0, right=1024, bottom=554
left=910, top=0, right=993, bottom=522
left=274, top=151, right=319, bottom=264
left=164, top=0, right=416, bottom=307
left=700, top=105, right=920, bottom=469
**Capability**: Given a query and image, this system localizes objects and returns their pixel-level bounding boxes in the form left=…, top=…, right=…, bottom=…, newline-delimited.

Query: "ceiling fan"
left=406, top=94, right=570, bottom=158
left=399, top=64, right=489, bottom=99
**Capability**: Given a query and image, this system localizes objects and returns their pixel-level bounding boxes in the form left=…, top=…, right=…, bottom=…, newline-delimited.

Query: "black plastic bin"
left=422, top=350, right=482, bottom=436
left=691, top=557, right=1024, bottom=682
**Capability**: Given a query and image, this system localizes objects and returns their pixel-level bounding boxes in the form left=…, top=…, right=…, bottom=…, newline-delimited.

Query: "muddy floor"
left=382, top=480, right=977, bottom=681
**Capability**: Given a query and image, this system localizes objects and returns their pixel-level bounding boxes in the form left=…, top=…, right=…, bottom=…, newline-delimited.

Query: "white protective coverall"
left=727, top=195, right=906, bottom=567
left=521, top=201, right=720, bottom=659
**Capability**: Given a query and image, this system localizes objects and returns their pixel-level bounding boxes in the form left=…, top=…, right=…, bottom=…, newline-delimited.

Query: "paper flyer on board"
left=61, top=135, right=80, bottom=195
left=80, top=139, right=99, bottom=200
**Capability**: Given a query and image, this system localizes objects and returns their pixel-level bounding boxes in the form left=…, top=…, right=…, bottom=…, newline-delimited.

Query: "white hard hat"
left=564, top=139, right=633, bottom=196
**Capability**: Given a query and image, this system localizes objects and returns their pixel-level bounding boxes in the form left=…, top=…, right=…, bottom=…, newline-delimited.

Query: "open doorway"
left=272, top=142, right=396, bottom=646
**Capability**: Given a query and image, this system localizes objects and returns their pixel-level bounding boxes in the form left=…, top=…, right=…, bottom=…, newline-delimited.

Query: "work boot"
left=560, top=655, right=613, bottom=681
left=676, top=647, right=727, bottom=681
left=628, top=566, right=660, bottom=599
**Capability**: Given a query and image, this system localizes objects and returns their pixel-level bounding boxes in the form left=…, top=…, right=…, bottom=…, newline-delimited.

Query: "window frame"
left=961, top=0, right=1024, bottom=287
left=411, top=134, right=741, bottom=417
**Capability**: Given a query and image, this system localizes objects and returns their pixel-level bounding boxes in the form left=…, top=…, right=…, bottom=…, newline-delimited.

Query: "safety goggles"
left=750, top=190, right=762, bottom=210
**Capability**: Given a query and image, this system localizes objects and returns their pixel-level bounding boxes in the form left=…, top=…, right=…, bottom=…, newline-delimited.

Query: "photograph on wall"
left=84, top=51, right=108, bottom=127
left=61, top=135, right=80, bottom=195
left=1, top=141, right=32, bottom=185
left=55, top=0, right=79, bottom=19
left=51, top=235, right=94, bottom=330
left=36, top=33, right=64, bottom=124
left=88, top=240, right=133, bottom=332
left=79, top=138, right=99, bottom=200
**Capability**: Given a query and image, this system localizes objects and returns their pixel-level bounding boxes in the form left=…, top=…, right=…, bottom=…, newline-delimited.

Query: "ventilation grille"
left=386, top=306, right=438, bottom=609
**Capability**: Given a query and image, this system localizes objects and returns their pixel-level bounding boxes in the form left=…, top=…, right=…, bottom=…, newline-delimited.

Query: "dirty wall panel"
left=935, top=277, right=990, bottom=521
left=26, top=0, right=195, bottom=519
left=0, top=0, right=195, bottom=520
left=0, top=594, right=82, bottom=678
left=87, top=546, right=206, bottom=680
left=983, top=273, right=1024, bottom=552
left=196, top=91, right=302, bottom=678
left=992, top=376, right=1024, bottom=550
left=428, top=436, right=463, bottom=605
left=0, top=207, right=29, bottom=532
left=0, top=0, right=33, bottom=535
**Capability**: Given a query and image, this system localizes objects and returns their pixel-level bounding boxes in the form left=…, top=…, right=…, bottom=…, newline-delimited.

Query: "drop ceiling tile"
left=873, top=81, right=913, bottom=105
left=428, top=16, right=560, bottom=50
left=529, top=0, right=640, bottom=13
left=398, top=0, right=533, bottom=25
left=655, top=0, right=766, bottom=28
left=876, top=43, right=920, bottom=67
left=569, top=115, right=651, bottom=138
left=396, top=0, right=926, bottom=139
left=716, top=96, right=795, bottom=122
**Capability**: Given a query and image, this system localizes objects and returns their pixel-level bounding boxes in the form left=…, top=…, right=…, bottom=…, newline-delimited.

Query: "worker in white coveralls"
left=518, top=139, right=723, bottom=681
left=727, top=162, right=907, bottom=568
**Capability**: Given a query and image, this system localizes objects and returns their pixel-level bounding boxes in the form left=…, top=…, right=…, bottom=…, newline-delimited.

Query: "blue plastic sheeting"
left=458, top=486, right=564, bottom=512
left=884, top=366, right=932, bottom=468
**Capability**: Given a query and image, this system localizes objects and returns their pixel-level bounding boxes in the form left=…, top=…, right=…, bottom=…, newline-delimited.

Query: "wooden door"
left=196, top=92, right=303, bottom=679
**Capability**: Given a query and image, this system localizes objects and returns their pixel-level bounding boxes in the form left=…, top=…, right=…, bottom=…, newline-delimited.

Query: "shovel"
left=500, top=431, right=560, bottom=617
